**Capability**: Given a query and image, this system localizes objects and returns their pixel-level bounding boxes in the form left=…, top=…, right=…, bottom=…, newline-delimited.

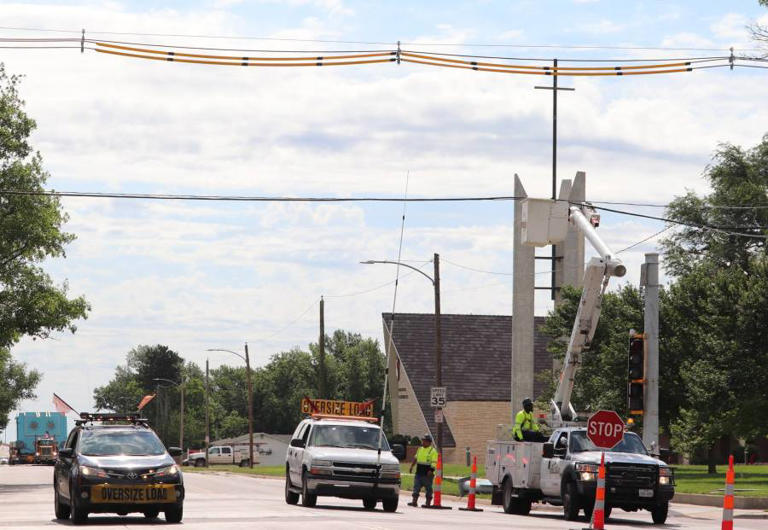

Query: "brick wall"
left=442, top=401, right=512, bottom=466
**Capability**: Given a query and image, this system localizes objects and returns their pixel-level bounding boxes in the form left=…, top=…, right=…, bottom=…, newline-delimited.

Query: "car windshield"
left=79, top=430, right=167, bottom=457
left=309, top=425, right=390, bottom=450
left=570, top=431, right=648, bottom=455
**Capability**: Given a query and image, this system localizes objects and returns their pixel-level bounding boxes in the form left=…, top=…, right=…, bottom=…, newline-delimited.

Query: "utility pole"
left=245, top=343, right=255, bottom=469
left=642, top=253, right=660, bottom=453
left=205, top=358, right=209, bottom=467
left=535, top=59, right=574, bottom=300
left=433, top=253, right=443, bottom=455
left=319, top=296, right=326, bottom=398
left=179, top=377, right=185, bottom=450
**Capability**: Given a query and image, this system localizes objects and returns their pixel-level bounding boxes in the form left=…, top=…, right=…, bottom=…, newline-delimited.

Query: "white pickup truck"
left=284, top=416, right=401, bottom=512
left=185, top=445, right=252, bottom=467
left=486, top=426, right=674, bottom=524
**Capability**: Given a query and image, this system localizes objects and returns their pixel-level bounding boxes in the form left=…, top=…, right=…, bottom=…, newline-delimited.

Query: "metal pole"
left=434, top=253, right=443, bottom=456
left=642, top=253, right=660, bottom=453
left=245, top=343, right=255, bottom=469
left=319, top=296, right=326, bottom=398
left=551, top=58, right=558, bottom=301
left=179, top=379, right=185, bottom=450
left=205, top=358, right=210, bottom=467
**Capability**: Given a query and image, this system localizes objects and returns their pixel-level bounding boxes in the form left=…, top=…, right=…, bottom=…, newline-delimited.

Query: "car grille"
left=103, top=468, right=157, bottom=480
left=332, top=462, right=379, bottom=478
left=607, top=464, right=656, bottom=488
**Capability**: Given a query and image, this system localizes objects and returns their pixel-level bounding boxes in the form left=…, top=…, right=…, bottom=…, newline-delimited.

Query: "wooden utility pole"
left=433, top=253, right=443, bottom=454
left=245, top=343, right=254, bottom=469
left=204, top=359, right=209, bottom=467
left=319, top=296, right=326, bottom=398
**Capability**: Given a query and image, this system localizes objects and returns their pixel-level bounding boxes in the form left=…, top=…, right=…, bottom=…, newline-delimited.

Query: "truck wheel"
left=195, top=458, right=205, bottom=468
left=502, top=479, right=515, bottom=514
left=54, top=487, right=70, bottom=520
left=562, top=481, right=581, bottom=521
left=362, top=497, right=377, bottom=510
left=651, top=502, right=668, bottom=524
left=382, top=496, right=399, bottom=513
left=285, top=469, right=299, bottom=505
left=301, top=470, right=317, bottom=507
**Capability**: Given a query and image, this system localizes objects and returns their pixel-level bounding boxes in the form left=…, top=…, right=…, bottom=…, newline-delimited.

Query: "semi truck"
left=12, top=412, right=67, bottom=464
left=486, top=201, right=674, bottom=524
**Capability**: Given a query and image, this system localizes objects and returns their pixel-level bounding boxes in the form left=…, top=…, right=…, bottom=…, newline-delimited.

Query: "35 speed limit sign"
left=430, top=387, right=446, bottom=407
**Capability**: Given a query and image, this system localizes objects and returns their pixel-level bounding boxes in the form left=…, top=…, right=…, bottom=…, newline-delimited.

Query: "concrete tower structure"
left=511, top=172, right=586, bottom=411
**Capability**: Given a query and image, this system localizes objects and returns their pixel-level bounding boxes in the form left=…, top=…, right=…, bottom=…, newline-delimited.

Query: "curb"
left=673, top=493, right=768, bottom=510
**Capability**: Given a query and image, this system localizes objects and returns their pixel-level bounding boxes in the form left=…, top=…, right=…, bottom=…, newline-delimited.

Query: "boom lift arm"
left=550, top=204, right=626, bottom=424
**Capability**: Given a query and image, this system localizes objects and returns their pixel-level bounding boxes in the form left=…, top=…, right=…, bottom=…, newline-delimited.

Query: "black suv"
left=53, top=413, right=185, bottom=525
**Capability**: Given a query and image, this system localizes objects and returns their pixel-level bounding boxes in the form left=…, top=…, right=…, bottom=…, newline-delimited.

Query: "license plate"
left=90, top=484, right=176, bottom=504
left=638, top=488, right=654, bottom=498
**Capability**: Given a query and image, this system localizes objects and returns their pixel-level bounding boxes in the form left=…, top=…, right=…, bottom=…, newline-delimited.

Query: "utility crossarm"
left=550, top=204, right=626, bottom=424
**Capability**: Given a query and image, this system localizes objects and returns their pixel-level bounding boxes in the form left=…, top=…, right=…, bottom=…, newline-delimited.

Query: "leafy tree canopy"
left=0, top=64, right=89, bottom=428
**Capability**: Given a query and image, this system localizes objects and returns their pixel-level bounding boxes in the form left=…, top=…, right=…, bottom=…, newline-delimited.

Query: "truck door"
left=288, top=423, right=309, bottom=485
left=221, top=446, right=233, bottom=464
left=541, top=431, right=568, bottom=497
left=208, top=446, right=222, bottom=465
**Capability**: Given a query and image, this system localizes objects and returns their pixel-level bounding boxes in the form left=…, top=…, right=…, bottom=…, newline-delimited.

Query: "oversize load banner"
left=301, top=397, right=374, bottom=417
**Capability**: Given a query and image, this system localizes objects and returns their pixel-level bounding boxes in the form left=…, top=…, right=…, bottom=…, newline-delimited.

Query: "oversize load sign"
left=301, top=398, right=374, bottom=417
left=587, top=410, right=625, bottom=449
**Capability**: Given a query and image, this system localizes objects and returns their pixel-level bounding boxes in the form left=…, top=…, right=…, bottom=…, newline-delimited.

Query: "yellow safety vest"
left=513, top=409, right=540, bottom=440
left=415, top=446, right=438, bottom=468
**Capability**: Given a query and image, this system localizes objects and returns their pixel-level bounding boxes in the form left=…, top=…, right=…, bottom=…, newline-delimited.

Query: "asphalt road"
left=2, top=464, right=766, bottom=529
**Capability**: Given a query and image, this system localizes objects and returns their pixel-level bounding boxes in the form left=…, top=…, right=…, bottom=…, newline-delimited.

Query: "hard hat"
left=422, top=434, right=433, bottom=441
left=522, top=397, right=533, bottom=407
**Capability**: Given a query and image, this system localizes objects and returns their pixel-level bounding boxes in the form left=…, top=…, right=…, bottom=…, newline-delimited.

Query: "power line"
left=441, top=258, right=513, bottom=276
left=1, top=25, right=762, bottom=53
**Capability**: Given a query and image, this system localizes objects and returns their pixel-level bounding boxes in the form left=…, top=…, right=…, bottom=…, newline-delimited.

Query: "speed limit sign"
left=430, top=387, right=446, bottom=407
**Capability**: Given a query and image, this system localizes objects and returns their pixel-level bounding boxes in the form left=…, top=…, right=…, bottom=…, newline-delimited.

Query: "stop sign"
left=587, top=410, right=625, bottom=449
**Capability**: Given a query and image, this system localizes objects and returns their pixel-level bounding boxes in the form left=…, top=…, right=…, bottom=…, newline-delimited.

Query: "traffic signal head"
left=628, top=335, right=645, bottom=380
left=628, top=382, right=644, bottom=414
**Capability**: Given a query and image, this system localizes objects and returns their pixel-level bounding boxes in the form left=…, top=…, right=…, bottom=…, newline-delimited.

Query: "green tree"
left=0, top=64, right=89, bottom=428
left=660, top=137, right=768, bottom=276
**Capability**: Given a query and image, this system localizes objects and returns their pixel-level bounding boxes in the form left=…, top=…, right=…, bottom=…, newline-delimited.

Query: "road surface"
left=1, top=464, right=766, bottom=528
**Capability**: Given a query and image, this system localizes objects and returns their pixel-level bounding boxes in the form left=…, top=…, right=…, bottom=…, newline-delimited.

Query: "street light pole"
left=207, top=346, right=255, bottom=469
left=361, top=254, right=444, bottom=458
left=245, top=343, right=254, bottom=470
left=205, top=358, right=210, bottom=468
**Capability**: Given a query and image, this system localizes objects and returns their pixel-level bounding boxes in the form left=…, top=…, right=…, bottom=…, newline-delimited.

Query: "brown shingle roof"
left=383, top=313, right=551, bottom=447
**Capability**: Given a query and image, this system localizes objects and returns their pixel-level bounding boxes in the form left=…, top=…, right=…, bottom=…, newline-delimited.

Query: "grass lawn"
left=186, top=462, right=768, bottom=499
left=184, top=465, right=285, bottom=477
left=672, top=465, right=768, bottom=497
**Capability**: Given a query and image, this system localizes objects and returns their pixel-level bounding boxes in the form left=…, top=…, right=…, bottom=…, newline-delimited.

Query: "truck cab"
left=487, top=427, right=674, bottom=524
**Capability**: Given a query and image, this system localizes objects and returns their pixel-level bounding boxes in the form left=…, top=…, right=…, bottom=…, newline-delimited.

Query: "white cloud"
left=579, top=19, right=625, bottom=34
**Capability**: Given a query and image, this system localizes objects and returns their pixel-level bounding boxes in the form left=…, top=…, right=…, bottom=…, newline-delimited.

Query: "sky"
left=1, top=0, right=767, bottom=441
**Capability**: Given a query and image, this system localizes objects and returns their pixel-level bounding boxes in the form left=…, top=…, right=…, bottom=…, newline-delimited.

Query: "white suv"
left=284, top=416, right=401, bottom=512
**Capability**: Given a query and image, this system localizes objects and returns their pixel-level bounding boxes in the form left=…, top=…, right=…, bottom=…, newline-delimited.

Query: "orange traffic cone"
left=459, top=456, right=484, bottom=512
left=423, top=453, right=452, bottom=509
left=584, top=452, right=606, bottom=530
left=721, top=455, right=735, bottom=530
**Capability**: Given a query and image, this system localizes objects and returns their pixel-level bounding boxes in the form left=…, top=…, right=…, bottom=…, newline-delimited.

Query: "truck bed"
left=486, top=440, right=543, bottom=490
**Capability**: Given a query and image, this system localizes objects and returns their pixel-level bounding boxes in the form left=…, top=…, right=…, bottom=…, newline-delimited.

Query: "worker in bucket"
left=513, top=398, right=545, bottom=441
left=408, top=434, right=438, bottom=506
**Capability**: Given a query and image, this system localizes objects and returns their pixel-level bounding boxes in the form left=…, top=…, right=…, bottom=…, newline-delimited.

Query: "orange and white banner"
left=137, top=394, right=156, bottom=411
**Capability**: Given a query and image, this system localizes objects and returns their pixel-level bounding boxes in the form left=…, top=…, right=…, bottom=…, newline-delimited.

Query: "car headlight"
left=380, top=463, right=401, bottom=478
left=79, top=465, right=108, bottom=479
left=575, top=463, right=599, bottom=481
left=155, top=465, right=179, bottom=477
left=309, top=460, right=333, bottom=475
left=659, top=467, right=673, bottom=485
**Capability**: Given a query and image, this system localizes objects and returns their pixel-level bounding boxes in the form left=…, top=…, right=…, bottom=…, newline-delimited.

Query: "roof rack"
left=310, top=413, right=379, bottom=424
left=75, top=412, right=150, bottom=427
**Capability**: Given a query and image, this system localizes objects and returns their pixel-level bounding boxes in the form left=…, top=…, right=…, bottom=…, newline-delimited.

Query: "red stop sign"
left=587, top=410, right=625, bottom=449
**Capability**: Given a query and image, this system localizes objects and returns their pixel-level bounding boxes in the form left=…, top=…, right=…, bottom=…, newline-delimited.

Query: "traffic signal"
left=628, top=334, right=645, bottom=415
